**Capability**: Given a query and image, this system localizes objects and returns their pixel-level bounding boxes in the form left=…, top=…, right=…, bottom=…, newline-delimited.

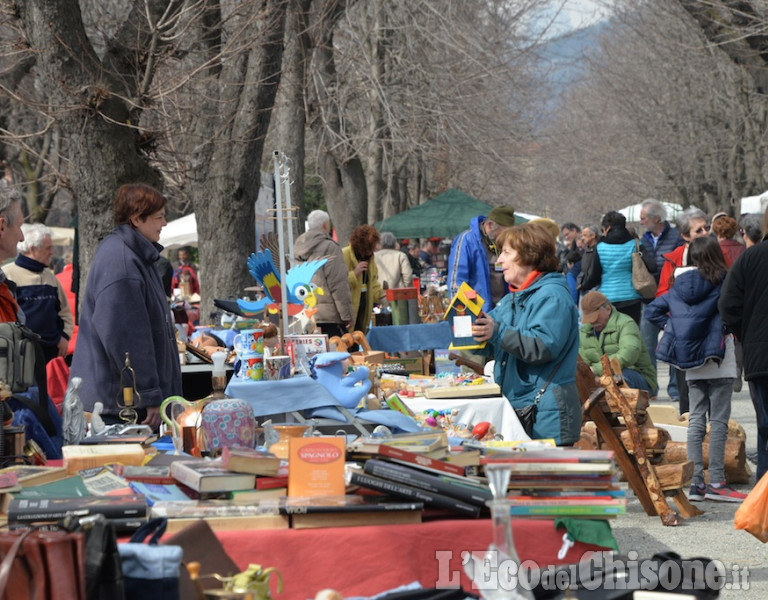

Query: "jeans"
left=687, top=378, right=733, bottom=485
left=748, top=377, right=768, bottom=481
left=639, top=312, right=660, bottom=371
left=622, top=368, right=657, bottom=397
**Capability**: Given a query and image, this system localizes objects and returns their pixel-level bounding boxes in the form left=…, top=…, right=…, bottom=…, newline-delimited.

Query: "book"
left=13, top=475, right=90, bottom=499
left=255, top=475, right=289, bottom=490
left=363, top=459, right=492, bottom=507
left=376, top=444, right=468, bottom=478
left=62, top=444, right=145, bottom=474
left=117, top=465, right=176, bottom=485
left=348, top=431, right=448, bottom=454
left=145, top=451, right=196, bottom=467
left=128, top=481, right=194, bottom=504
left=481, top=449, right=616, bottom=464
left=0, top=465, right=68, bottom=488
left=220, top=447, right=280, bottom=477
left=79, top=467, right=133, bottom=496
left=162, top=515, right=289, bottom=534
left=280, top=495, right=423, bottom=529
left=9, top=516, right=148, bottom=534
left=170, top=460, right=256, bottom=493
left=79, top=432, right=158, bottom=446
left=287, top=437, right=346, bottom=498
left=7, top=494, right=148, bottom=523
left=348, top=471, right=481, bottom=517
left=231, top=487, right=287, bottom=503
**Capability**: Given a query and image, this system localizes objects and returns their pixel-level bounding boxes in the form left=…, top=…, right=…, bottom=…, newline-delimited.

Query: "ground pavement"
left=608, top=365, right=767, bottom=598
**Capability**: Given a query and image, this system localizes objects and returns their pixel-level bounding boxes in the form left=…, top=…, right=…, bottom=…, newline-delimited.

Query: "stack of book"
left=347, top=444, right=492, bottom=518
left=481, top=449, right=626, bottom=518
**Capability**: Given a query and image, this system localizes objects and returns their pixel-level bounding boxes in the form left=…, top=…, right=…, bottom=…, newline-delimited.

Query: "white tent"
left=159, top=213, right=197, bottom=249
left=740, top=191, right=768, bottom=215
left=619, top=201, right=684, bottom=223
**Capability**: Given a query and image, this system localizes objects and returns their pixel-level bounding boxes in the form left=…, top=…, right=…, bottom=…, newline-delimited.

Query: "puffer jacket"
left=646, top=267, right=726, bottom=370
left=579, top=306, right=657, bottom=391
left=595, top=228, right=641, bottom=303
left=479, top=271, right=582, bottom=445
left=447, top=216, right=502, bottom=312
left=294, top=228, right=353, bottom=326
left=719, top=237, right=768, bottom=379
left=640, top=222, right=684, bottom=283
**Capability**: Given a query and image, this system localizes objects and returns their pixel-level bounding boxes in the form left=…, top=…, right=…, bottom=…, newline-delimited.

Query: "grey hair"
left=0, top=181, right=22, bottom=226
left=18, top=223, right=52, bottom=253
left=408, top=241, right=419, bottom=251
left=739, top=213, right=763, bottom=245
left=306, top=210, right=330, bottom=230
left=675, top=207, right=708, bottom=236
left=641, top=199, right=666, bottom=222
left=380, top=232, right=397, bottom=249
left=581, top=223, right=599, bottom=237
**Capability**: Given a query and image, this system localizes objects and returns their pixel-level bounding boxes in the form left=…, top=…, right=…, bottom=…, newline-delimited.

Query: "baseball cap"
left=581, top=291, right=609, bottom=324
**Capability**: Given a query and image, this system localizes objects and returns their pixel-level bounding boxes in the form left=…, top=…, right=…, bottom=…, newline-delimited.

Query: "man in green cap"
left=447, top=205, right=516, bottom=312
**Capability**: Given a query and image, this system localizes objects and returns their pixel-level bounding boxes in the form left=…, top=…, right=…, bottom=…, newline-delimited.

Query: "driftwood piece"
left=601, top=355, right=683, bottom=526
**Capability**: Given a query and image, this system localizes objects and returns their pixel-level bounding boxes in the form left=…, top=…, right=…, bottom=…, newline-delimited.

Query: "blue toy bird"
left=237, top=249, right=327, bottom=317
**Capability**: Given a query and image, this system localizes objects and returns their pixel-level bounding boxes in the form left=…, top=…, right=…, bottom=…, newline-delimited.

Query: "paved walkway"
left=609, top=365, right=767, bottom=598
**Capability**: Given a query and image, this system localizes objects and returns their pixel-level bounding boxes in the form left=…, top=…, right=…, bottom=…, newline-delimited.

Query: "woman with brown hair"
left=472, top=222, right=582, bottom=445
left=343, top=225, right=384, bottom=335
left=70, top=183, right=182, bottom=429
left=711, top=214, right=745, bottom=267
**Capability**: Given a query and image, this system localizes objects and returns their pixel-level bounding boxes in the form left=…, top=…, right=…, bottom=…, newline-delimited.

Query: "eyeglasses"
left=693, top=225, right=711, bottom=234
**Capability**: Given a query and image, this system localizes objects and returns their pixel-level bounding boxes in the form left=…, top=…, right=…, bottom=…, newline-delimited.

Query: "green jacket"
left=579, top=307, right=657, bottom=391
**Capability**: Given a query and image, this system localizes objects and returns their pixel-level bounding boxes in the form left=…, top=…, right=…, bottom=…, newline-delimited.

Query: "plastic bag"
left=734, top=471, right=768, bottom=542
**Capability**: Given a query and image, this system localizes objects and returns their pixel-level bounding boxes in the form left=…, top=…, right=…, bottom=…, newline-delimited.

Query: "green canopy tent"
left=375, top=188, right=527, bottom=239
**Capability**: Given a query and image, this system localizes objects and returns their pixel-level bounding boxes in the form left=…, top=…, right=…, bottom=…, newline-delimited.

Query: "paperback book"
left=170, top=460, right=256, bottom=493
left=0, top=465, right=68, bottom=488
left=220, top=447, right=281, bottom=477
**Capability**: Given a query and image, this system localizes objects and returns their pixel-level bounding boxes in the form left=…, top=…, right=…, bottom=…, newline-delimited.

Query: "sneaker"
left=688, top=483, right=706, bottom=501
left=705, top=483, right=747, bottom=502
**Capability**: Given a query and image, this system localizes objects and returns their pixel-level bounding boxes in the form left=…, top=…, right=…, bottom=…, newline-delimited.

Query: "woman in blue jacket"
left=472, top=223, right=581, bottom=445
left=646, top=236, right=745, bottom=502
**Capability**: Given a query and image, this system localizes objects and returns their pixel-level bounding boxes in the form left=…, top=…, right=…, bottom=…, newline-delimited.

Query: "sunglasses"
left=693, top=225, right=711, bottom=234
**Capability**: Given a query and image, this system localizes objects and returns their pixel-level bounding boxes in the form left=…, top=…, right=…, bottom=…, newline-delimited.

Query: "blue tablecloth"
left=366, top=322, right=452, bottom=353
left=225, top=375, right=420, bottom=432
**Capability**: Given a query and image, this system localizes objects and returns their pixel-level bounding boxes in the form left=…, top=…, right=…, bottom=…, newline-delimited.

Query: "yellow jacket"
left=342, top=246, right=383, bottom=334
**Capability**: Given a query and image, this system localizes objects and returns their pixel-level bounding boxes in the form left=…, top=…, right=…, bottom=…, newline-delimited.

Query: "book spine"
left=124, top=475, right=176, bottom=485
left=378, top=445, right=466, bottom=477
left=170, top=462, right=202, bottom=491
left=255, top=476, right=289, bottom=490
left=507, top=504, right=626, bottom=516
left=364, top=459, right=491, bottom=506
left=8, top=498, right=147, bottom=522
left=349, top=472, right=480, bottom=517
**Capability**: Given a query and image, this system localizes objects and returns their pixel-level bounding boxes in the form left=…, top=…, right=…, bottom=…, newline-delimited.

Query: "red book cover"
left=378, top=445, right=466, bottom=478
left=256, top=476, right=289, bottom=490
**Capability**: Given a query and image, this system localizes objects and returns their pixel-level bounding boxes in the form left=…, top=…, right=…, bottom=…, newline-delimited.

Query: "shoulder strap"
left=0, top=528, right=35, bottom=595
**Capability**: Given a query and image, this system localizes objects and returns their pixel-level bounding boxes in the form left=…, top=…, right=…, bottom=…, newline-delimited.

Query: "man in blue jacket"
left=447, top=205, right=516, bottom=312
left=639, top=199, right=684, bottom=398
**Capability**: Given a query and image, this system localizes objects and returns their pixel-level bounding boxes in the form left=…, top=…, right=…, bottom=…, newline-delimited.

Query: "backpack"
left=0, top=322, right=56, bottom=435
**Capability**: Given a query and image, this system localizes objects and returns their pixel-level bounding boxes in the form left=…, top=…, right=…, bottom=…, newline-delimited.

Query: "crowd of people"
left=0, top=179, right=766, bottom=506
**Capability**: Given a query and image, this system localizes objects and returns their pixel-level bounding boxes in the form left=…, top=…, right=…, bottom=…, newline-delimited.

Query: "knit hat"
left=487, top=206, right=516, bottom=227
left=581, top=291, right=609, bottom=324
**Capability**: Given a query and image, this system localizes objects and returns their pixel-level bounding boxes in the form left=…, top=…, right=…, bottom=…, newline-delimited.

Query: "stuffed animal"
left=309, top=351, right=371, bottom=409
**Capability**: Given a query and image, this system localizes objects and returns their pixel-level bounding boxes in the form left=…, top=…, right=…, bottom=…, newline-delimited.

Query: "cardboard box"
left=349, top=351, right=385, bottom=365
left=385, top=287, right=419, bottom=301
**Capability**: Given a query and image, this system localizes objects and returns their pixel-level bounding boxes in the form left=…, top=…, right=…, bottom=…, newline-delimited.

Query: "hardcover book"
left=8, top=494, right=148, bottom=523
left=13, top=476, right=90, bottom=499
left=377, top=444, right=468, bottom=478
left=62, top=444, right=145, bottom=474
left=283, top=495, right=423, bottom=529
left=220, top=447, right=281, bottom=477
left=118, top=465, right=176, bottom=485
left=170, top=460, right=256, bottom=493
left=348, top=471, right=481, bottom=517
left=363, top=459, right=492, bottom=506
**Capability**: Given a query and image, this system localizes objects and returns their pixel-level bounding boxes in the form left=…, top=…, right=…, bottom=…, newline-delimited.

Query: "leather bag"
left=632, top=239, right=657, bottom=300
left=0, top=527, right=86, bottom=600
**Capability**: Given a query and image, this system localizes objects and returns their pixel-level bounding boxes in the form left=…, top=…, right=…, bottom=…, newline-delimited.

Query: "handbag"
left=632, top=239, right=657, bottom=300
left=118, top=518, right=182, bottom=600
left=0, top=527, right=86, bottom=600
left=513, top=335, right=578, bottom=438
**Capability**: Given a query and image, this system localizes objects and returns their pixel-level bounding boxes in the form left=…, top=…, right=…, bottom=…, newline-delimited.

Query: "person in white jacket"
left=375, top=232, right=413, bottom=290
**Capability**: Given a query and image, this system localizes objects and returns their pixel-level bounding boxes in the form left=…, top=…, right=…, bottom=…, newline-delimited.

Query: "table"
left=216, top=518, right=611, bottom=598
left=404, top=395, right=530, bottom=442
left=366, top=322, right=452, bottom=353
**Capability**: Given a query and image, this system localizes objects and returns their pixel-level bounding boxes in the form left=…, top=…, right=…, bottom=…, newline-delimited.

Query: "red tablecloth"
left=217, top=518, right=609, bottom=598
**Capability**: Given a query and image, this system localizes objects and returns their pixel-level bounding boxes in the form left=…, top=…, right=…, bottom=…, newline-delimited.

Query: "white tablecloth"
left=402, top=395, right=531, bottom=442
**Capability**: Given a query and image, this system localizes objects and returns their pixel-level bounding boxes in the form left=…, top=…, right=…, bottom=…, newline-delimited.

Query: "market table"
left=403, top=395, right=530, bottom=442
left=366, top=322, right=452, bottom=353
left=216, top=518, right=611, bottom=598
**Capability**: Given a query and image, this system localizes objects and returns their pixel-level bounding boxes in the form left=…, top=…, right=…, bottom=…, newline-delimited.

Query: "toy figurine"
left=309, top=351, right=371, bottom=409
